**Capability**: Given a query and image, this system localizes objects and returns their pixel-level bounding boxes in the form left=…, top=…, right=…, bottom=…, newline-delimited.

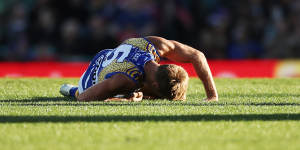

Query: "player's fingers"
left=135, top=92, right=143, bottom=98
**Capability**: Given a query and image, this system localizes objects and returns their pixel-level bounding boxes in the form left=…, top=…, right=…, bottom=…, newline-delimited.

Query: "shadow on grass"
left=0, top=97, right=300, bottom=107
left=0, top=97, right=75, bottom=103
left=1, top=114, right=300, bottom=123
left=217, top=93, right=300, bottom=98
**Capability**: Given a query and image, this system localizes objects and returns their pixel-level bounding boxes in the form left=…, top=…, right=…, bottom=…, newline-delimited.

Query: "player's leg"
left=59, top=50, right=110, bottom=99
left=59, top=70, right=86, bottom=98
left=59, top=84, right=79, bottom=98
left=59, top=52, right=98, bottom=99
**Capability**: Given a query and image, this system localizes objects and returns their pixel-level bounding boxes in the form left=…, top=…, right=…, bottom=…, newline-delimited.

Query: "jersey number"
left=102, top=45, right=131, bottom=67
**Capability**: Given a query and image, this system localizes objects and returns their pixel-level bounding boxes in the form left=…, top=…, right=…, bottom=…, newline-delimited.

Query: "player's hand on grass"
left=104, top=98, right=128, bottom=102
left=104, top=92, right=143, bottom=102
left=203, top=96, right=218, bottom=102
left=128, top=92, right=143, bottom=102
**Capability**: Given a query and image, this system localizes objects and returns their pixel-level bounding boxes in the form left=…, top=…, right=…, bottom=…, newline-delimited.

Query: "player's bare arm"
left=146, top=36, right=218, bottom=101
left=77, top=74, right=138, bottom=102
left=104, top=91, right=143, bottom=102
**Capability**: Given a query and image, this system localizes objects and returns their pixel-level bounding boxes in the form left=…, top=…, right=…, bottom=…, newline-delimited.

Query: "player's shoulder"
left=122, top=37, right=150, bottom=51
left=122, top=37, right=161, bottom=62
left=146, top=36, right=174, bottom=46
left=145, top=36, right=174, bottom=57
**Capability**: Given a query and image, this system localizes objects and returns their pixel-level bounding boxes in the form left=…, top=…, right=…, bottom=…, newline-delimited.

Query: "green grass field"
left=0, top=78, right=299, bottom=150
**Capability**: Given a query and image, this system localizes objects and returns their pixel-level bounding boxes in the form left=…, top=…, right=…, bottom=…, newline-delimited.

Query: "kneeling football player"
left=60, top=36, right=218, bottom=102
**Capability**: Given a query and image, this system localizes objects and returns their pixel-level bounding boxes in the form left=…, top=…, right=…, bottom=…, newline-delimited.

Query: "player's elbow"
left=193, top=51, right=206, bottom=63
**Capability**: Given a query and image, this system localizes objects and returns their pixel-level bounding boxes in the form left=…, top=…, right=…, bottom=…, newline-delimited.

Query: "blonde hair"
left=155, top=64, right=189, bottom=100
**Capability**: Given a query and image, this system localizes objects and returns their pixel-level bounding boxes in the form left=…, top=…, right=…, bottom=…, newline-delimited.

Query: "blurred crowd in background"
left=1, top=0, right=300, bottom=61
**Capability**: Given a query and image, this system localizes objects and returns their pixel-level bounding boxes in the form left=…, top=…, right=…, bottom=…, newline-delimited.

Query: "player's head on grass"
left=155, top=64, right=189, bottom=101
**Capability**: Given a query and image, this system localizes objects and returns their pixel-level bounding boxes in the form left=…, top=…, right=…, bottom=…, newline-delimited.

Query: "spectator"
left=58, top=19, right=85, bottom=55
left=85, top=15, right=117, bottom=54
left=0, top=0, right=299, bottom=61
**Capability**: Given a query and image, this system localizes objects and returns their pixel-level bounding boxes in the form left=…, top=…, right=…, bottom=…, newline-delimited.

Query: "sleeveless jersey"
left=78, top=38, right=160, bottom=93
